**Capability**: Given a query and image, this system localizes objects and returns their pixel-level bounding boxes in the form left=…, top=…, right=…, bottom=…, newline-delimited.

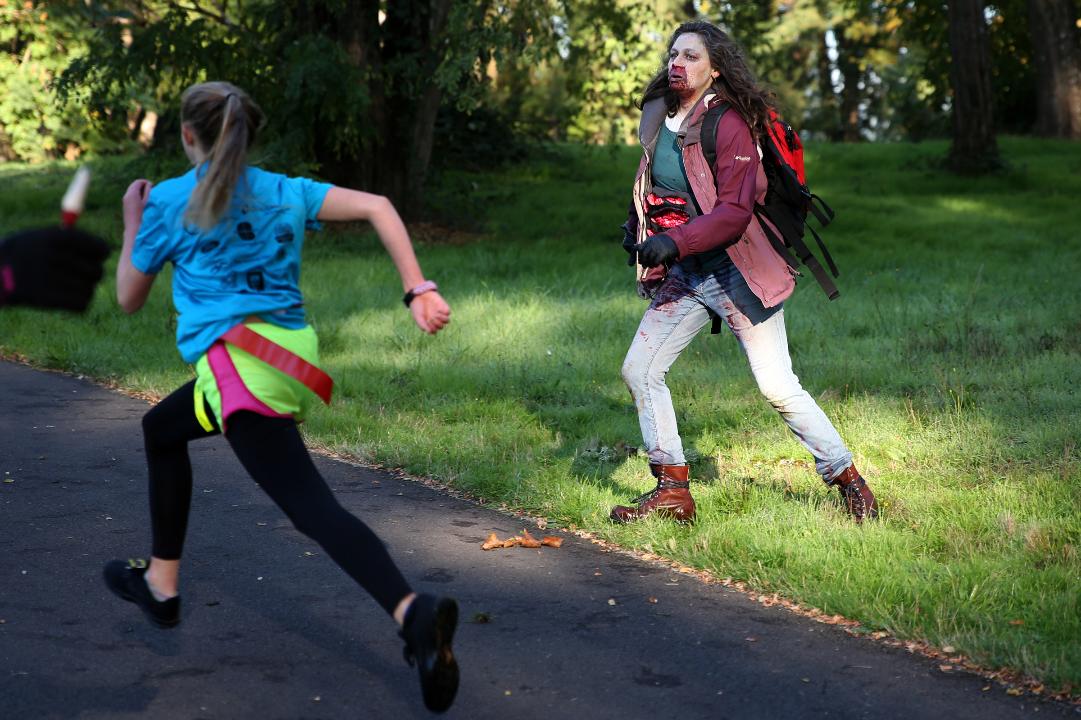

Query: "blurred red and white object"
left=61, top=167, right=91, bottom=227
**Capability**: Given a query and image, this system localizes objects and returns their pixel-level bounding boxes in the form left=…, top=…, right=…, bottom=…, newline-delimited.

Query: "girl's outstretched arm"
left=317, top=187, right=450, bottom=335
left=116, top=179, right=157, bottom=314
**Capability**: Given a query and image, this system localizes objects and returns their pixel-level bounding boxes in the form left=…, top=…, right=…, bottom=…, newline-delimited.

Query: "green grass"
left=2, top=138, right=1080, bottom=693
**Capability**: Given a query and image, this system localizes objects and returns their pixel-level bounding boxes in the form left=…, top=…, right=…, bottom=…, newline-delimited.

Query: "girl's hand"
left=122, top=179, right=152, bottom=230
left=410, top=291, right=451, bottom=335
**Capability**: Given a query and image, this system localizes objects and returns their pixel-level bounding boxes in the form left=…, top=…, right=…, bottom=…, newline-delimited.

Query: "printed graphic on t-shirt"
left=129, top=166, right=333, bottom=362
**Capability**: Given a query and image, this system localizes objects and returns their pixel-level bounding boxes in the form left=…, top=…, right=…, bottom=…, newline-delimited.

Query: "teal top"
left=651, top=123, right=690, bottom=194
left=131, top=166, right=333, bottom=362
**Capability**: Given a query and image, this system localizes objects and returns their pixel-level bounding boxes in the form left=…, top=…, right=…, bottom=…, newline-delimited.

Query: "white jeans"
left=621, top=259, right=852, bottom=482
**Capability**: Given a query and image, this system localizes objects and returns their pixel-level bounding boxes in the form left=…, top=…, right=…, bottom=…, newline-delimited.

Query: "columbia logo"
left=734, top=155, right=751, bottom=161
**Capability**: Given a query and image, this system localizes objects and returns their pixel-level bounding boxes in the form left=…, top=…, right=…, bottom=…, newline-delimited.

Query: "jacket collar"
left=638, top=98, right=669, bottom=158
left=639, top=91, right=721, bottom=156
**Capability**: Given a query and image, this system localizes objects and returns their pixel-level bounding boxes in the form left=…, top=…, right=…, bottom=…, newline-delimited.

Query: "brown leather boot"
left=610, top=464, right=696, bottom=524
left=831, top=465, right=878, bottom=523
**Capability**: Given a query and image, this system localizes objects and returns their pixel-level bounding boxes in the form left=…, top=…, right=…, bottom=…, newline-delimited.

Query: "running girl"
left=104, top=81, right=458, bottom=713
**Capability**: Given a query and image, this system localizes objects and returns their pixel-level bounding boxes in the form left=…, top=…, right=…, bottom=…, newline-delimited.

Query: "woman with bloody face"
left=612, top=21, right=878, bottom=524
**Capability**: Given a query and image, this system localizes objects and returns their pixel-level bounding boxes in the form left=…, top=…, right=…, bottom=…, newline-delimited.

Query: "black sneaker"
left=400, top=594, right=459, bottom=713
left=103, top=558, right=181, bottom=628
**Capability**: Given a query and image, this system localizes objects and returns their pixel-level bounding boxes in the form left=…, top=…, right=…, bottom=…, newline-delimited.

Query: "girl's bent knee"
left=142, top=405, right=172, bottom=445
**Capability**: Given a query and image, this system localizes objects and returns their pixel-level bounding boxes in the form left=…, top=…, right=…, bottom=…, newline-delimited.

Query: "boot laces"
left=841, top=480, right=867, bottom=517
left=630, top=487, right=659, bottom=505
left=630, top=479, right=689, bottom=506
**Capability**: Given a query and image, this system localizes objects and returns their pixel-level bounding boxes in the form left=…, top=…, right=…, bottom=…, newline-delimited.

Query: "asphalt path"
left=1, top=360, right=1075, bottom=719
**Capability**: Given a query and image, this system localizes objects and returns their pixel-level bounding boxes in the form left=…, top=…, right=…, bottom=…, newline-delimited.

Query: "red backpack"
left=702, top=104, right=839, bottom=299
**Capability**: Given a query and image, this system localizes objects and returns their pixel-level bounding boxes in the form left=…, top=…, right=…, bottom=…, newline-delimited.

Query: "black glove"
left=634, top=233, right=679, bottom=268
left=621, top=224, right=637, bottom=266
left=0, top=227, right=110, bottom=312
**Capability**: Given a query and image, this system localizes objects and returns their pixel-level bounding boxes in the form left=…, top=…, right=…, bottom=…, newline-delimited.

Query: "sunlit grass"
left=1, top=138, right=1079, bottom=691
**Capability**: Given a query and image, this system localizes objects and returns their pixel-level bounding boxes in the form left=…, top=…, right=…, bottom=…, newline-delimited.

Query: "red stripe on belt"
left=221, top=324, right=333, bottom=404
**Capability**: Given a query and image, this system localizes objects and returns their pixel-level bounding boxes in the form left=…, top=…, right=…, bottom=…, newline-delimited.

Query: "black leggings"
left=142, top=380, right=412, bottom=616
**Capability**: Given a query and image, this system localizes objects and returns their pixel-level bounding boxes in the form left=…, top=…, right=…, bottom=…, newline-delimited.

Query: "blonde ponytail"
left=181, top=82, right=266, bottom=229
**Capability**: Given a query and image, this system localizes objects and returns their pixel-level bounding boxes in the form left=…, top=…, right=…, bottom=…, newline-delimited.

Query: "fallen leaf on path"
left=481, top=531, right=563, bottom=550
left=1006, top=687, right=1023, bottom=696
left=519, top=529, right=542, bottom=548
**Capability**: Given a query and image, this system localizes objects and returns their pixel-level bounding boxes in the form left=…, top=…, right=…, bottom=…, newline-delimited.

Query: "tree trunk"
left=380, top=0, right=454, bottom=213
left=817, top=30, right=842, bottom=141
left=294, top=0, right=454, bottom=217
left=834, top=23, right=864, bottom=142
left=1027, top=0, right=1081, bottom=138
left=298, top=0, right=382, bottom=192
left=946, top=0, right=1001, bottom=172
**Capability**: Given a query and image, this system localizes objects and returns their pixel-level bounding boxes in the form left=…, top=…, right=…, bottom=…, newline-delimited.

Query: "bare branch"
left=165, top=0, right=240, bottom=29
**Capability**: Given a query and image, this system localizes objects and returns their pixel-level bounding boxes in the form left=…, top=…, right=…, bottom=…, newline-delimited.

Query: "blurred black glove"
left=0, top=227, right=109, bottom=312
left=634, top=233, right=678, bottom=268
left=621, top=224, right=637, bottom=266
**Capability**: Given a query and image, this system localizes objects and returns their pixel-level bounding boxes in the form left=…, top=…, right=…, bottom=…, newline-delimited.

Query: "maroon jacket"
left=628, top=95, right=796, bottom=307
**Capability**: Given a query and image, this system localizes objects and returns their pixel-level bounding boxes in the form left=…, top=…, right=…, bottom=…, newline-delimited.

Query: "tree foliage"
left=1, top=0, right=1079, bottom=188
left=0, top=1, right=132, bottom=161
left=49, top=0, right=624, bottom=209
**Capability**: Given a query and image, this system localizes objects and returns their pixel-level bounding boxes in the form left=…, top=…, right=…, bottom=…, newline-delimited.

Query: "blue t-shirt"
left=131, top=166, right=333, bottom=363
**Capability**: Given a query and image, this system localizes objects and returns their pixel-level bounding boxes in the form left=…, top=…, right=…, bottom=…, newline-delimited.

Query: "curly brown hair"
left=638, top=21, right=775, bottom=139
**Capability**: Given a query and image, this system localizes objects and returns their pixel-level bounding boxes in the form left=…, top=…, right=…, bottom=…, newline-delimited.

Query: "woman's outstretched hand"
left=410, top=291, right=451, bottom=335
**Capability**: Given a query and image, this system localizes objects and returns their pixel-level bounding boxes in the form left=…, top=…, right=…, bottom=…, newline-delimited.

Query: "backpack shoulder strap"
left=700, top=102, right=730, bottom=172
